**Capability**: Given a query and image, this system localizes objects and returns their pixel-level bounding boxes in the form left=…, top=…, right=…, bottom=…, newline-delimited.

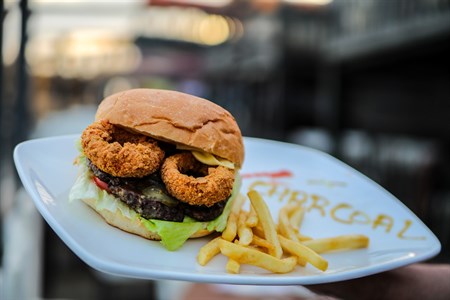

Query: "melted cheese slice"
left=192, top=151, right=235, bottom=169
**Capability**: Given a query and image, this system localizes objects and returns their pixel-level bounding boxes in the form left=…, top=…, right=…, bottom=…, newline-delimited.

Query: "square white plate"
left=14, top=135, right=440, bottom=285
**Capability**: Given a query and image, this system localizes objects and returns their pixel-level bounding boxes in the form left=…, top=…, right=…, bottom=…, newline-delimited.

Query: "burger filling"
left=69, top=143, right=240, bottom=251
left=88, top=159, right=227, bottom=222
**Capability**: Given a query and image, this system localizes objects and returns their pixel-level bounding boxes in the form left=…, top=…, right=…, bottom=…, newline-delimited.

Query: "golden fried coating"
left=81, top=120, right=164, bottom=178
left=161, top=152, right=235, bottom=207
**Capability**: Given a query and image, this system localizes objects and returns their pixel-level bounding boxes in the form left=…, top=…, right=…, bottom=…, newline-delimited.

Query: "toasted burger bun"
left=82, top=198, right=213, bottom=241
left=95, top=88, right=244, bottom=168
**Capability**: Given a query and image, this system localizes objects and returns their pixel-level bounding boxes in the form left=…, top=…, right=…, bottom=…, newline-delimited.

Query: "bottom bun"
left=82, top=198, right=213, bottom=241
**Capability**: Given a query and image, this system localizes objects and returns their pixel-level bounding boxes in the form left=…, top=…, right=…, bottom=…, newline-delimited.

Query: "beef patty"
left=88, top=160, right=227, bottom=222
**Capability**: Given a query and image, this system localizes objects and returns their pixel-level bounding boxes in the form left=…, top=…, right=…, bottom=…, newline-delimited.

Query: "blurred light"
left=197, top=14, right=230, bottom=45
left=30, top=0, right=145, bottom=5
left=150, top=0, right=232, bottom=7
left=283, top=0, right=333, bottom=5
left=4, top=0, right=19, bottom=9
left=26, top=30, right=142, bottom=79
left=226, top=16, right=244, bottom=41
left=2, top=4, right=21, bottom=66
left=251, top=0, right=280, bottom=12
left=138, top=7, right=242, bottom=45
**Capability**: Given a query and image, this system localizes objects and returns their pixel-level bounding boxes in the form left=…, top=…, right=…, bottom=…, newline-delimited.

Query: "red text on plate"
left=241, top=170, right=293, bottom=179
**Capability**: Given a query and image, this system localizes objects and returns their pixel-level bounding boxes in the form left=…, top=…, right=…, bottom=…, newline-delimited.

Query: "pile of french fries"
left=197, top=190, right=369, bottom=274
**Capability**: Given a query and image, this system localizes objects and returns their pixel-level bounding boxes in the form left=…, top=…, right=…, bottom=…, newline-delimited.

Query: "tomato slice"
left=93, top=176, right=110, bottom=192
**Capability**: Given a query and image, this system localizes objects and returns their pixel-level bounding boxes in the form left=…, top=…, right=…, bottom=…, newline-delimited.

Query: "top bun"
left=95, top=88, right=244, bottom=168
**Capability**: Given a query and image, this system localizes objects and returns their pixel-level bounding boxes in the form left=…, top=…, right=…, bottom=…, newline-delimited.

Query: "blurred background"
left=1, top=0, right=450, bottom=299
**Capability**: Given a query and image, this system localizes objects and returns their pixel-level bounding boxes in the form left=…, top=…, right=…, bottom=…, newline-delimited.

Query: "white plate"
left=14, top=135, right=441, bottom=285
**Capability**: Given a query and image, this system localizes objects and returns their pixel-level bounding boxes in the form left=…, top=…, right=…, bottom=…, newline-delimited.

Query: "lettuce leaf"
left=69, top=151, right=239, bottom=251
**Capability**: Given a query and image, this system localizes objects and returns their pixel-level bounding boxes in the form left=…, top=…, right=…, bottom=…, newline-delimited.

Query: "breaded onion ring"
left=81, top=120, right=164, bottom=178
left=161, top=152, right=235, bottom=207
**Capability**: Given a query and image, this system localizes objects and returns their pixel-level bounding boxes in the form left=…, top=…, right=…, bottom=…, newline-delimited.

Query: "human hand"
left=307, top=263, right=450, bottom=300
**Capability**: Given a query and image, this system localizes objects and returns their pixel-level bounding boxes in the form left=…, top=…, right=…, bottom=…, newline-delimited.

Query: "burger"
left=69, top=88, right=244, bottom=250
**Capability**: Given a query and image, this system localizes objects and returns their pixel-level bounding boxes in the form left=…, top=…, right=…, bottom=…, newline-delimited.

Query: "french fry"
left=297, top=232, right=313, bottom=242
left=219, top=239, right=297, bottom=274
left=302, top=235, right=370, bottom=254
left=289, top=205, right=306, bottom=230
left=246, top=204, right=259, bottom=227
left=253, top=224, right=265, bottom=239
left=278, top=234, right=328, bottom=271
left=278, top=206, right=300, bottom=243
left=225, top=258, right=241, bottom=274
left=283, top=202, right=300, bottom=215
left=282, top=203, right=312, bottom=241
left=296, top=256, right=307, bottom=267
left=198, top=189, right=370, bottom=276
left=237, top=211, right=253, bottom=246
left=222, top=213, right=238, bottom=242
left=251, top=235, right=275, bottom=252
left=248, top=190, right=283, bottom=258
left=222, top=194, right=246, bottom=241
left=197, top=236, right=222, bottom=266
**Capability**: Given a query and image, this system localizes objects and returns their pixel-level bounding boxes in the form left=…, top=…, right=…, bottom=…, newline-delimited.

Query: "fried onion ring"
left=161, top=152, right=235, bottom=207
left=81, top=120, right=164, bottom=178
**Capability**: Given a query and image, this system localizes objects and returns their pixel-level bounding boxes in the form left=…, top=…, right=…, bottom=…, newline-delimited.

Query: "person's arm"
left=307, top=263, right=450, bottom=300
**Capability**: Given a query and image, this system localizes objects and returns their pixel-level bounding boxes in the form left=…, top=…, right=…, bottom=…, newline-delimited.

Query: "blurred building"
left=1, top=0, right=450, bottom=299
